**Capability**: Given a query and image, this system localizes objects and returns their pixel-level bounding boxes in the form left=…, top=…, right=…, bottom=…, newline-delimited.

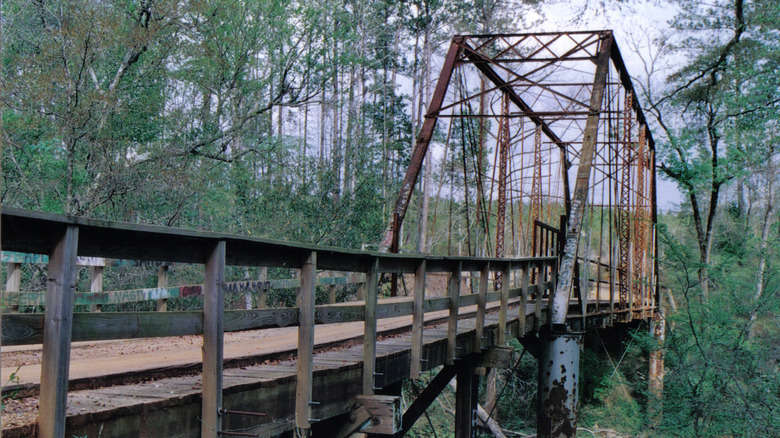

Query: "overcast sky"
left=525, top=0, right=684, bottom=211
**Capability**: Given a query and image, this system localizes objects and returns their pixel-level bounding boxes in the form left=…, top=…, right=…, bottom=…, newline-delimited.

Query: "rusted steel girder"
left=618, top=92, right=633, bottom=310
left=380, top=37, right=463, bottom=252
left=458, top=40, right=573, bottom=216
left=530, top=126, right=544, bottom=257
left=494, top=94, right=510, bottom=289
left=540, top=32, right=612, bottom=438
left=381, top=35, right=576, bottom=253
left=633, top=125, right=648, bottom=312
left=549, top=31, right=613, bottom=325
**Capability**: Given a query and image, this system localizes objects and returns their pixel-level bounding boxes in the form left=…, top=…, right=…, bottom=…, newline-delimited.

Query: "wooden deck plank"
left=2, top=297, right=580, bottom=438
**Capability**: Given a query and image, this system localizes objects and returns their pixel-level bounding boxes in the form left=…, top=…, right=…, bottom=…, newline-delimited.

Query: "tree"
left=644, top=0, right=780, bottom=300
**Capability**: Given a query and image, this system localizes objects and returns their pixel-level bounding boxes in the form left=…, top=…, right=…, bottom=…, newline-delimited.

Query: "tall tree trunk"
left=331, top=33, right=342, bottom=205
left=343, top=66, right=356, bottom=198
left=748, top=168, right=775, bottom=340
left=65, top=136, right=77, bottom=215
left=319, top=75, right=327, bottom=169
left=417, top=21, right=432, bottom=253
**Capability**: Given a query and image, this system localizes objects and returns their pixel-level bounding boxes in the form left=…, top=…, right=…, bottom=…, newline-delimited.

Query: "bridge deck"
left=2, top=299, right=540, bottom=437
left=1, top=296, right=505, bottom=397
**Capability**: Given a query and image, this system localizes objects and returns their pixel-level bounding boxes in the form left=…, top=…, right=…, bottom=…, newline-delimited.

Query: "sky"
left=525, top=0, right=684, bottom=211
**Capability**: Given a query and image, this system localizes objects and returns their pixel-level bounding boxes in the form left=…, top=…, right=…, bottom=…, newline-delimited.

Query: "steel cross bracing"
left=382, top=30, right=658, bottom=321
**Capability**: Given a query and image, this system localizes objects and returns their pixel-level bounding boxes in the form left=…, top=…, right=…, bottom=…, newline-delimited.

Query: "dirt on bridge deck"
left=1, top=295, right=518, bottom=436
left=0, top=272, right=458, bottom=395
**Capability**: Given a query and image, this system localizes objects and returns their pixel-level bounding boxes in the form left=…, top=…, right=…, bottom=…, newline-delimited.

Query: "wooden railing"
left=1, top=208, right=564, bottom=437
left=1, top=256, right=364, bottom=309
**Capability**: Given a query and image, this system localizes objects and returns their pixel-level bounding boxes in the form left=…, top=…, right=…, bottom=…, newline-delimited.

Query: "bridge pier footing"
left=537, top=324, right=582, bottom=438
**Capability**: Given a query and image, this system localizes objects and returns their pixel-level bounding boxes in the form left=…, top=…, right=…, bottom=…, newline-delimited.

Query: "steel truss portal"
left=382, top=30, right=658, bottom=322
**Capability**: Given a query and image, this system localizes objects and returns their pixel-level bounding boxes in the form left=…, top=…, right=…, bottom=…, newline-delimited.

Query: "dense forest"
left=1, top=0, right=779, bottom=436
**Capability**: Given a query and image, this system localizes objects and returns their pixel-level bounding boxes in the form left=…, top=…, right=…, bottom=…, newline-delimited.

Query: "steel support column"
left=538, top=327, right=583, bottom=438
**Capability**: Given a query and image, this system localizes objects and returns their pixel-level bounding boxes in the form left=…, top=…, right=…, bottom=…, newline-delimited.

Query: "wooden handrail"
left=1, top=207, right=555, bottom=272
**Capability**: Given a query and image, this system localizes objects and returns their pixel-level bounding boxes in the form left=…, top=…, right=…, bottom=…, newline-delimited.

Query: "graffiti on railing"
left=1, top=251, right=169, bottom=268
left=1, top=276, right=364, bottom=308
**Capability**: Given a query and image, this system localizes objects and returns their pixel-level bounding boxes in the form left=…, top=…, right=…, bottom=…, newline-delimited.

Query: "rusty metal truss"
left=382, top=31, right=658, bottom=321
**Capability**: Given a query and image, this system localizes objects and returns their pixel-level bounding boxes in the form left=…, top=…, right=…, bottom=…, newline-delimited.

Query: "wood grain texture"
left=1, top=286, right=531, bottom=346
left=6, top=262, right=21, bottom=312
left=532, top=263, right=542, bottom=332
left=90, top=266, right=104, bottom=313
left=39, top=226, right=79, bottom=438
left=363, top=258, right=379, bottom=395
left=156, top=265, right=168, bottom=312
left=201, top=241, right=226, bottom=438
left=446, top=262, right=462, bottom=365
left=1, top=208, right=556, bottom=275
left=519, top=263, right=529, bottom=337
left=410, top=260, right=426, bottom=379
left=499, top=264, right=510, bottom=344
left=356, top=395, right=401, bottom=435
left=296, top=251, right=317, bottom=430
left=474, top=262, right=489, bottom=351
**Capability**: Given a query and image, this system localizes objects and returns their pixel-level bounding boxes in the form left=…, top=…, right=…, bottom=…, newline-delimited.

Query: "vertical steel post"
left=550, top=30, right=612, bottom=325
left=540, top=31, right=613, bottom=438
left=495, top=94, right=510, bottom=274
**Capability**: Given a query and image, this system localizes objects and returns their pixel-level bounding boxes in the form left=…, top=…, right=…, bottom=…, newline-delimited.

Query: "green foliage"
left=578, top=329, right=649, bottom=435
left=1, top=367, right=22, bottom=412
left=656, top=211, right=780, bottom=437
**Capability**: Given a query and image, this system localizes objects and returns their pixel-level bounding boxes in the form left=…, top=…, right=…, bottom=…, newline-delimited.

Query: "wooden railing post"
left=530, top=262, right=542, bottom=331
left=327, top=271, right=338, bottom=304
left=362, top=258, right=379, bottom=394
left=446, top=262, right=462, bottom=365
left=518, top=262, right=528, bottom=337
left=498, top=263, right=510, bottom=344
left=39, top=225, right=79, bottom=438
left=410, top=260, right=426, bottom=379
left=201, top=241, right=226, bottom=438
left=257, top=266, right=267, bottom=309
left=90, top=266, right=103, bottom=313
left=474, top=262, right=489, bottom=351
left=156, top=265, right=168, bottom=312
left=296, top=251, right=317, bottom=431
left=5, top=262, right=21, bottom=312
